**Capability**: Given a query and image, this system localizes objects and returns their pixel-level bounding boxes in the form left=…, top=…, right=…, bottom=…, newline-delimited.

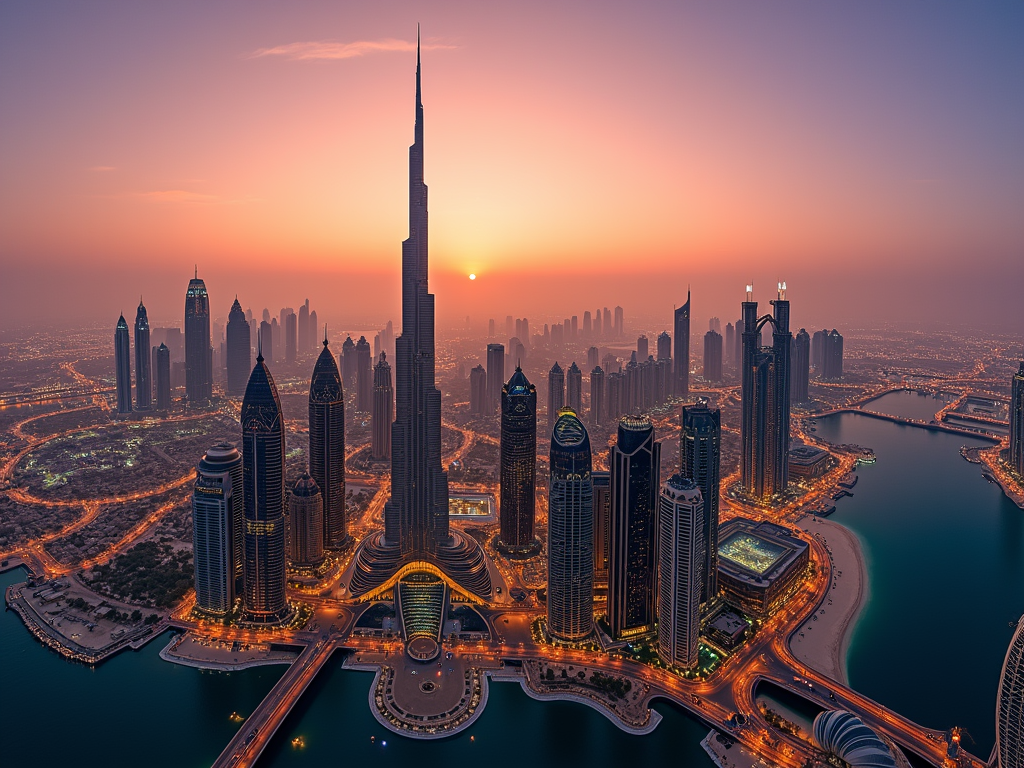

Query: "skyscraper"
left=298, top=299, right=310, bottom=354
left=372, top=352, right=393, bottom=460
left=681, top=398, right=721, bottom=608
left=497, top=366, right=538, bottom=556
left=703, top=329, right=723, bottom=383
left=674, top=291, right=691, bottom=396
left=614, top=306, right=624, bottom=338
left=657, top=331, right=671, bottom=362
left=590, top=366, right=604, bottom=426
left=259, top=320, right=273, bottom=366
left=811, top=329, right=827, bottom=370
left=637, top=335, right=649, bottom=361
left=241, top=348, right=289, bottom=623
left=1011, top=361, right=1024, bottom=478
left=657, top=474, right=704, bottom=670
left=566, top=362, right=582, bottom=414
left=487, top=343, right=505, bottom=412
left=134, top=300, right=151, bottom=411
left=114, top=314, right=132, bottom=415
left=356, top=335, right=373, bottom=412
left=469, top=364, right=487, bottom=416
left=791, top=328, right=810, bottom=404
left=192, top=443, right=243, bottom=616
left=583, top=310, right=592, bottom=338
left=592, top=470, right=611, bottom=588
left=587, top=346, right=599, bottom=370
left=308, top=309, right=318, bottom=351
left=998, top=616, right=1024, bottom=768
left=548, top=362, right=565, bottom=431
left=341, top=335, right=356, bottom=389
left=822, top=329, right=844, bottom=381
left=547, top=408, right=594, bottom=641
left=740, top=284, right=792, bottom=503
left=155, top=343, right=170, bottom=410
left=608, top=414, right=661, bottom=640
left=226, top=298, right=251, bottom=396
left=184, top=270, right=213, bottom=404
left=287, top=473, right=324, bottom=569
left=309, top=335, right=347, bottom=549
left=285, top=311, right=297, bottom=364
left=725, top=323, right=735, bottom=367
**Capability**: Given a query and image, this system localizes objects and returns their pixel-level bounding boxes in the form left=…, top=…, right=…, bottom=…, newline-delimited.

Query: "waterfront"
left=816, top=391, right=1024, bottom=755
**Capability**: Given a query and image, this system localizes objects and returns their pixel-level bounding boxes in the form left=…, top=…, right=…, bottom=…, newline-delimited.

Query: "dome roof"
left=241, top=356, right=283, bottom=432
left=292, top=472, right=321, bottom=497
left=813, top=711, right=898, bottom=768
left=505, top=366, right=533, bottom=395
left=552, top=408, right=587, bottom=447
left=309, top=340, right=343, bottom=402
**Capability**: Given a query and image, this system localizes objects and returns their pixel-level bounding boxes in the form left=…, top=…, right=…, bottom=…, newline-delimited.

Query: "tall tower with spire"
left=309, top=331, right=347, bottom=549
left=114, top=314, right=132, bottom=415
left=226, top=297, right=251, bottom=396
left=185, top=269, right=213, bottom=405
left=674, top=290, right=691, bottom=397
left=134, top=299, right=152, bottom=411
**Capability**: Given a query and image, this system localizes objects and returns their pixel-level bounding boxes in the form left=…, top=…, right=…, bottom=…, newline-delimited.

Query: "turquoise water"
left=860, top=389, right=948, bottom=422
left=815, top=408, right=1022, bottom=755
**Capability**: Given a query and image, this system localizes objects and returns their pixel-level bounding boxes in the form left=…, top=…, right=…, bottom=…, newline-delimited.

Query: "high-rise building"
left=740, top=285, right=792, bottom=503
left=997, top=616, right=1024, bottom=768
left=469, top=364, right=487, bottom=416
left=548, top=362, right=565, bottom=431
left=192, top=443, right=243, bottom=616
left=592, top=470, right=611, bottom=588
left=155, top=343, right=171, bottom=410
left=184, top=270, right=213, bottom=404
left=703, top=329, right=723, bottom=383
left=356, top=335, right=373, bottom=411
left=583, top=311, right=592, bottom=338
left=681, top=398, right=720, bottom=608
left=608, top=414, right=661, bottom=640
left=115, top=314, right=132, bottom=415
left=587, top=346, right=599, bottom=370
left=341, top=335, right=357, bottom=389
left=724, top=323, right=735, bottom=367
left=566, top=362, right=582, bottom=414
left=308, top=309, right=318, bottom=350
left=309, top=336, right=347, bottom=549
left=657, top=331, right=671, bottom=362
left=487, top=343, right=505, bottom=412
left=241, top=349, right=289, bottom=623
left=259, top=320, right=273, bottom=366
left=590, top=366, right=605, bottom=426
left=614, top=306, right=624, bottom=338
left=497, top=366, right=538, bottom=556
left=1010, top=361, right=1024, bottom=478
left=270, top=318, right=280, bottom=364
left=488, top=318, right=496, bottom=338
left=288, top=472, right=324, bottom=569
left=372, top=352, right=393, bottom=460
left=811, top=329, right=827, bottom=370
left=674, top=291, right=690, bottom=396
left=134, top=300, right=151, bottom=411
left=791, top=329, right=810, bottom=404
left=603, top=307, right=612, bottom=339
left=657, top=474, right=704, bottom=670
left=284, top=311, right=297, bottom=364
left=822, top=329, right=844, bottom=381
left=637, top=335, right=649, bottom=361
left=298, top=300, right=310, bottom=355
left=226, top=298, right=251, bottom=396
left=547, top=408, right=594, bottom=640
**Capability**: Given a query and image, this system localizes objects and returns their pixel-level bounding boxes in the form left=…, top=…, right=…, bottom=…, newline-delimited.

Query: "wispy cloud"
left=250, top=38, right=455, bottom=61
left=89, top=166, right=116, bottom=172
left=139, top=190, right=254, bottom=205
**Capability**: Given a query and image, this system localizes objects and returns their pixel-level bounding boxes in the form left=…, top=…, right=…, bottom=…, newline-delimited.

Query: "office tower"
left=547, top=408, right=594, bottom=640
left=259, top=320, right=273, bottom=367
left=590, top=367, right=605, bottom=426
left=734, top=318, right=743, bottom=367
left=724, top=323, right=736, bottom=368
left=1011, top=362, right=1024, bottom=477
left=811, top=329, right=827, bottom=370
left=192, top=443, right=243, bottom=616
left=284, top=311, right=297, bottom=364
left=309, top=335, right=347, bottom=549
left=298, top=299, right=310, bottom=354
left=566, top=362, right=582, bottom=414
left=637, top=335, right=649, bottom=361
left=506, top=315, right=514, bottom=339
left=589, top=470, right=612, bottom=589
left=709, top=317, right=721, bottom=334
left=608, top=414, right=661, bottom=640
left=487, top=343, right=505, bottom=412
left=308, top=310, right=318, bottom=350
left=583, top=311, right=592, bottom=338
left=674, top=291, right=690, bottom=396
left=372, top=352, right=393, bottom=460
left=488, top=318, right=495, bottom=337
left=602, top=307, right=612, bottom=339
left=681, top=398, right=720, bottom=608
left=355, top=336, right=373, bottom=411
left=470, top=364, right=487, bottom=416
left=521, top=318, right=529, bottom=345
left=657, top=474, right=704, bottom=670
left=563, top=318, right=572, bottom=342
left=791, top=329, right=810, bottom=404
left=241, top=348, right=289, bottom=623
left=509, top=337, right=526, bottom=369
left=155, top=343, right=171, bottom=410
left=288, top=472, right=324, bottom=569
left=657, top=331, right=671, bottom=362
left=184, top=270, right=213, bottom=404
left=341, top=335, right=357, bottom=389
left=614, top=306, right=624, bottom=338
left=515, top=318, right=523, bottom=340
left=594, top=311, right=602, bottom=338
left=114, top=314, right=132, bottom=414
left=703, top=329, right=723, bottom=383
left=997, top=616, right=1024, bottom=768
left=822, top=329, right=844, bottom=380
left=497, top=366, right=538, bottom=555
left=740, top=284, right=792, bottom=503
left=270, top=318, right=280, bottom=363
left=548, top=362, right=565, bottom=431
left=587, top=346, right=599, bottom=370
left=571, top=315, right=579, bottom=339
left=226, top=298, right=251, bottom=396
left=133, top=300, right=151, bottom=410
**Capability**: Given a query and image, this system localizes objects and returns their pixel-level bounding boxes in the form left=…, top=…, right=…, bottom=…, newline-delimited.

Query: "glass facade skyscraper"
left=681, top=397, right=720, bottom=608
left=309, top=336, right=347, bottom=549
left=372, top=352, right=393, bottom=460
left=184, top=270, right=213, bottom=404
left=1011, top=361, right=1024, bottom=478
left=548, top=362, right=565, bottom=432
left=657, top=475, right=704, bottom=670
left=114, top=314, right=131, bottom=415
left=287, top=472, right=324, bottom=569
left=498, top=366, right=538, bottom=556
left=134, top=300, right=151, bottom=411
left=998, top=616, right=1024, bottom=768
left=192, top=443, right=242, bottom=616
left=791, top=328, right=810, bottom=404
left=226, top=298, right=251, bottom=396
left=674, top=291, right=690, bottom=396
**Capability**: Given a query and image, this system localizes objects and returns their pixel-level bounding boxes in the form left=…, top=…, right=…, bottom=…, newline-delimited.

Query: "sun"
left=468, top=273, right=476, bottom=280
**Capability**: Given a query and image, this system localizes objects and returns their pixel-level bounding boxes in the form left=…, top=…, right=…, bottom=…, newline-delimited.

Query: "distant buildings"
left=791, top=328, right=810, bottom=404
left=566, top=362, right=582, bottom=414
left=226, top=298, right=251, bottom=396
left=674, top=291, right=690, bottom=396
left=998, top=616, right=1024, bottom=768
left=372, top=352, right=393, bottom=461
left=637, top=335, right=648, bottom=361
left=587, top=346, right=599, bottom=370
left=608, top=414, right=661, bottom=640
left=341, top=335, right=357, bottom=390
left=192, top=443, right=242, bottom=616
left=154, top=343, right=170, bottom=410
left=822, top=329, right=844, bottom=380
left=1011, top=362, right=1024, bottom=478
left=487, top=343, right=505, bottom=412
left=657, top=475, right=704, bottom=670
left=724, top=323, right=735, bottom=368
left=134, top=300, right=151, bottom=410
left=703, top=329, right=723, bottom=383
left=284, top=311, right=297, bottom=364
left=589, top=366, right=604, bottom=427
left=309, top=337, right=347, bottom=549
left=184, top=271, right=213, bottom=404
left=114, top=314, right=131, bottom=414
left=356, top=336, right=373, bottom=412
left=681, top=398, right=720, bottom=609
left=288, top=473, right=324, bottom=569
left=469, top=364, right=487, bottom=416
left=498, top=366, right=538, bottom=556
left=657, top=331, right=671, bottom=362
left=548, top=362, right=565, bottom=432
left=298, top=300, right=310, bottom=354
left=547, top=408, right=594, bottom=641
left=259, top=320, right=273, bottom=367
left=811, top=329, right=827, bottom=370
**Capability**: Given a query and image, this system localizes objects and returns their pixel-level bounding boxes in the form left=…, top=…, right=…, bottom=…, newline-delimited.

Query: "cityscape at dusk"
left=2, top=4, right=1024, bottom=768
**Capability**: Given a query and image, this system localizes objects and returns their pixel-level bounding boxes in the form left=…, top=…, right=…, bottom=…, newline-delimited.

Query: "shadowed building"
left=192, top=443, right=243, bottom=616
left=791, top=328, right=810, bottom=404
left=284, top=311, right=297, bottom=364
left=1011, top=362, right=1024, bottom=478
left=587, top=346, right=599, bottom=370
left=288, top=472, right=324, bottom=569
left=226, top=298, right=251, bottom=396
left=309, top=335, right=347, bottom=549
left=998, top=615, right=1024, bottom=768
left=184, top=270, right=213, bottom=404
left=566, top=361, right=582, bottom=414
left=341, top=335, right=357, bottom=389
left=298, top=300, right=309, bottom=354
left=487, top=343, right=505, bottom=412
left=657, top=331, right=671, bottom=362
left=822, top=329, right=844, bottom=380
left=592, top=470, right=611, bottom=588
left=703, top=329, right=723, bottom=383
left=241, top=347, right=290, bottom=623
left=372, top=352, right=393, bottom=460
left=590, top=366, right=604, bottom=427
left=134, top=300, right=152, bottom=410
left=608, top=414, right=661, bottom=640
left=657, top=475, right=704, bottom=670
left=259, top=320, right=273, bottom=367
left=497, top=366, right=539, bottom=556
left=681, top=398, right=721, bottom=608
left=674, top=291, right=690, bottom=396
left=469, top=364, right=487, bottom=415
left=115, top=314, right=132, bottom=414
left=356, top=335, right=373, bottom=411
left=548, top=362, right=565, bottom=432
left=725, top=323, right=735, bottom=368
left=547, top=408, right=594, bottom=640
left=637, top=335, right=648, bottom=361
left=155, top=343, right=171, bottom=410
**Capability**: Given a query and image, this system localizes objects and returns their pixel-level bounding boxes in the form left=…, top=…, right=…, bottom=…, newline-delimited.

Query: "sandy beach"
left=789, top=516, right=869, bottom=686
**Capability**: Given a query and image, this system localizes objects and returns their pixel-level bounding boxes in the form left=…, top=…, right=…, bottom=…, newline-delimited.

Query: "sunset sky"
left=2, top=2, right=1022, bottom=331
